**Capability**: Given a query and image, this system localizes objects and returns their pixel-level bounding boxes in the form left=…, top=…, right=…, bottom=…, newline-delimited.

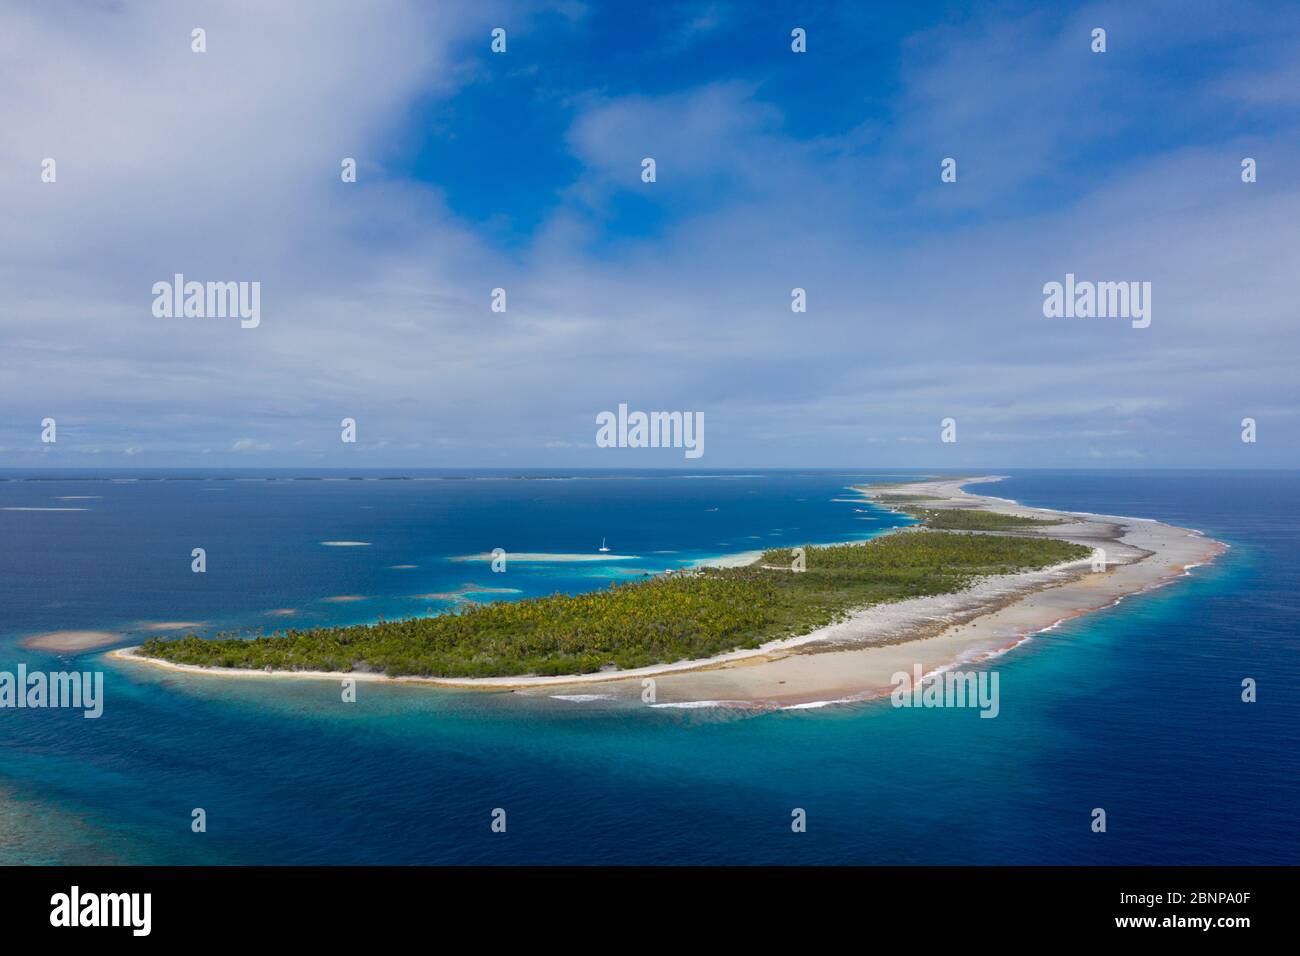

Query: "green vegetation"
left=140, top=529, right=1089, bottom=678
left=904, top=508, right=1064, bottom=531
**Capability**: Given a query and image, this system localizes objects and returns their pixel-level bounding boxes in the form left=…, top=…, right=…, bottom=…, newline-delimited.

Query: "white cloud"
left=1, top=0, right=1296, bottom=468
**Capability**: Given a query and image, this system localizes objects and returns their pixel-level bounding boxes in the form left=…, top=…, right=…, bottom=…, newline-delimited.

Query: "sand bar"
left=25, top=631, right=123, bottom=652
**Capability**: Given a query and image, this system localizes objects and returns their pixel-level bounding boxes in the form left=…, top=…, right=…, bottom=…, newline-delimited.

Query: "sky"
left=2, top=0, right=1297, bottom=469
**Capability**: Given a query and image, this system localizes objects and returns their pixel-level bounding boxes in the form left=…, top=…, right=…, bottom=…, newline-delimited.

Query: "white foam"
left=452, top=552, right=638, bottom=563
left=650, top=700, right=743, bottom=709
left=3, top=506, right=87, bottom=511
left=781, top=696, right=861, bottom=711
left=1064, top=510, right=1157, bottom=523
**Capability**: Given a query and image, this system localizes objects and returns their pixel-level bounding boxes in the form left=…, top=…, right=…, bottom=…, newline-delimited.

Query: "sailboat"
left=598, top=537, right=610, bottom=552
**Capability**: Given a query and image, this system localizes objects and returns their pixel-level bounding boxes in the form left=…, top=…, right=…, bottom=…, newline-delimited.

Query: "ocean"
left=1, top=469, right=1295, bottom=864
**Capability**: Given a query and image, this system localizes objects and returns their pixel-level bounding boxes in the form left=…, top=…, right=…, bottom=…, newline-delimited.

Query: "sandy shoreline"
left=109, top=476, right=1228, bottom=708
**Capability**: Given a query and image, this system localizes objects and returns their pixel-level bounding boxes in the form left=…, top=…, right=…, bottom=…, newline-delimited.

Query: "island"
left=113, top=477, right=1227, bottom=707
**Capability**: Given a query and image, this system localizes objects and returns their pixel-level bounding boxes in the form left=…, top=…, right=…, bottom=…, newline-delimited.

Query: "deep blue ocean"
left=1, top=469, right=1295, bottom=864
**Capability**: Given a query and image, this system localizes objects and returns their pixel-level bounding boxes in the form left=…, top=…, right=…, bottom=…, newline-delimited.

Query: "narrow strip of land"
left=112, top=476, right=1226, bottom=707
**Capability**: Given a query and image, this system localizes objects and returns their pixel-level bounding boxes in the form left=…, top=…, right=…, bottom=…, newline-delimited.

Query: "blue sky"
left=2, top=0, right=1298, bottom=468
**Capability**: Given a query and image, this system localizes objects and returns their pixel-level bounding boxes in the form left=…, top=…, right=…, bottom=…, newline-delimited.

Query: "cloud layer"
left=2, top=0, right=1297, bottom=468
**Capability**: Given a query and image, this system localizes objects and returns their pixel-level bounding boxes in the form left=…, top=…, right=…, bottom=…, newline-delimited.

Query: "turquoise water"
left=0, top=469, right=1295, bottom=864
